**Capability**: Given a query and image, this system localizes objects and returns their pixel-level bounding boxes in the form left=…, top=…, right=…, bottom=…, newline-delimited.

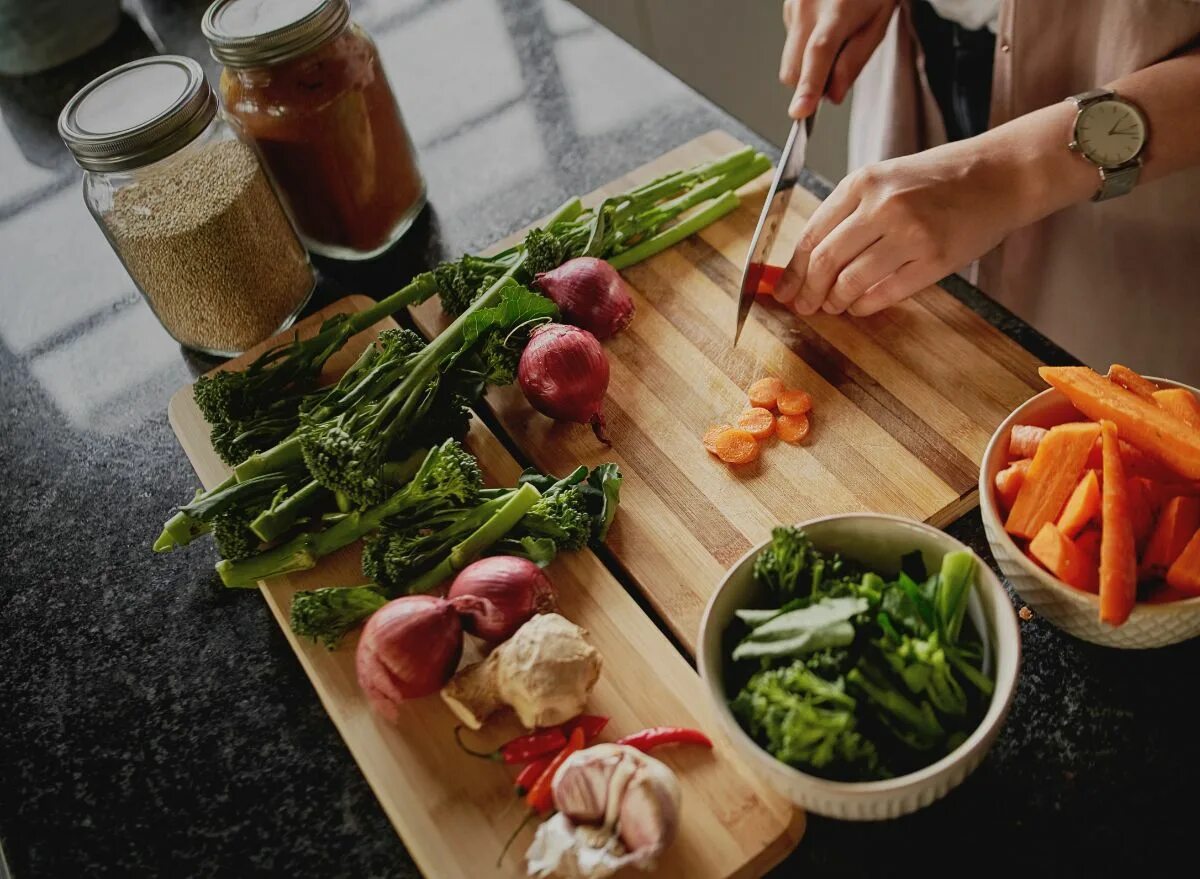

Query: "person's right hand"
left=780, top=0, right=897, bottom=118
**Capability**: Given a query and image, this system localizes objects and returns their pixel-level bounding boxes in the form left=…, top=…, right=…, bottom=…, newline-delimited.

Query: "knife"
left=734, top=112, right=815, bottom=345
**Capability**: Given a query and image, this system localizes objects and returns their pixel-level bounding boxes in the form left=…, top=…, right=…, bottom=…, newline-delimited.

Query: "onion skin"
left=535, top=257, right=636, bottom=340
left=518, top=323, right=611, bottom=444
left=356, top=595, right=463, bottom=722
left=447, top=556, right=557, bottom=645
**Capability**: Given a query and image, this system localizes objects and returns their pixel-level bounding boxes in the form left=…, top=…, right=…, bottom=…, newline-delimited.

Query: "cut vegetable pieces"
left=1141, top=496, right=1200, bottom=577
left=1039, top=366, right=1200, bottom=480
left=776, top=389, right=813, bottom=416
left=1126, top=477, right=1156, bottom=551
left=1075, top=527, right=1102, bottom=566
left=738, top=407, right=776, bottom=440
left=714, top=428, right=759, bottom=464
left=1005, top=421, right=1100, bottom=539
left=1029, top=522, right=1098, bottom=593
left=776, top=413, right=811, bottom=444
left=1153, top=388, right=1200, bottom=430
left=994, top=458, right=1032, bottom=512
left=702, top=423, right=733, bottom=455
left=1099, top=420, right=1137, bottom=626
left=1106, top=364, right=1159, bottom=400
left=747, top=377, right=786, bottom=410
left=1056, top=469, right=1100, bottom=538
left=1165, top=529, right=1200, bottom=594
left=1008, top=425, right=1047, bottom=459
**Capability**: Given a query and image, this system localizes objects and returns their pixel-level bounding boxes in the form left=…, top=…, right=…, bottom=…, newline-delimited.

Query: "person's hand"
left=773, top=140, right=1049, bottom=317
left=780, top=0, right=897, bottom=118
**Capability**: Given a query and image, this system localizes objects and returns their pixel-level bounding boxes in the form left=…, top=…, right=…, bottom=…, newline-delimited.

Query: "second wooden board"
left=410, top=130, right=1043, bottom=654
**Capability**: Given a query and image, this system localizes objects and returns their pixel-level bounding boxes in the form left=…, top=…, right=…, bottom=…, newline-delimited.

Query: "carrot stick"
left=1056, top=469, right=1101, bottom=538
left=1030, top=522, right=1098, bottom=593
left=1099, top=420, right=1138, bottom=625
left=1008, top=425, right=1048, bottom=459
left=776, top=389, right=813, bottom=416
left=737, top=407, right=776, bottom=440
left=1075, top=527, right=1102, bottom=566
left=1152, top=388, right=1200, bottom=430
left=1107, top=364, right=1159, bottom=400
left=702, top=423, right=733, bottom=455
left=748, top=377, right=786, bottom=411
left=1165, top=528, right=1200, bottom=594
left=1126, top=477, right=1157, bottom=552
left=776, top=413, right=811, bottom=444
left=1005, top=421, right=1100, bottom=539
left=714, top=428, right=759, bottom=464
left=994, top=458, right=1032, bottom=512
left=1040, top=366, right=1200, bottom=480
left=1141, top=496, right=1200, bottom=578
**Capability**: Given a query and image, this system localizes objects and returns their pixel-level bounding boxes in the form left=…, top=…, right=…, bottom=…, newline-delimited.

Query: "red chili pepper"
left=564, top=714, right=609, bottom=742
left=616, top=726, right=713, bottom=752
left=514, top=755, right=554, bottom=796
left=526, top=726, right=584, bottom=814
left=499, top=727, right=567, bottom=765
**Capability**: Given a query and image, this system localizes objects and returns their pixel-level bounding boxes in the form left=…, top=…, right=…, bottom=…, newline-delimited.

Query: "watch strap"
left=1066, top=87, right=1114, bottom=108
left=1094, top=161, right=1141, bottom=202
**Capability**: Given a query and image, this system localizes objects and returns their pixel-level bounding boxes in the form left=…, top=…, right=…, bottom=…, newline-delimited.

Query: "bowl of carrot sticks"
left=980, top=364, right=1200, bottom=648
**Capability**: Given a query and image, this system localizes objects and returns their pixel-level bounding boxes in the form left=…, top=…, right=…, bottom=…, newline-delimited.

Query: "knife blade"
left=734, top=112, right=814, bottom=345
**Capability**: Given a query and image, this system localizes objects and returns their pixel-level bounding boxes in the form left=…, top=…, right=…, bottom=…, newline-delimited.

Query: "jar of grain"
left=58, top=55, right=314, bottom=356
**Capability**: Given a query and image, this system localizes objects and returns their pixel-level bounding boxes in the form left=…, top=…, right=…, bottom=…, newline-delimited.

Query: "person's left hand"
left=772, top=139, right=1036, bottom=317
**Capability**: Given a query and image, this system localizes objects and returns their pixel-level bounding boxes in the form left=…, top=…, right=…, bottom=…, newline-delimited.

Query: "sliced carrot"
left=776, top=389, right=813, bottom=416
left=1005, top=421, right=1100, bottom=539
left=1030, top=522, right=1098, bottom=593
left=1008, top=425, right=1048, bottom=459
left=1126, top=477, right=1156, bottom=552
left=1140, top=496, right=1200, bottom=578
left=1056, top=469, right=1101, bottom=538
left=1106, top=364, right=1159, bottom=400
left=1099, top=420, right=1137, bottom=625
left=1075, top=527, right=1102, bottom=566
left=1165, top=528, right=1200, bottom=594
left=776, top=413, right=811, bottom=444
left=748, top=377, right=786, bottom=411
left=1040, top=366, right=1200, bottom=480
left=1152, top=388, right=1200, bottom=431
left=714, top=428, right=759, bottom=464
left=737, top=407, right=776, bottom=440
left=994, top=458, right=1032, bottom=512
left=702, top=423, right=733, bottom=455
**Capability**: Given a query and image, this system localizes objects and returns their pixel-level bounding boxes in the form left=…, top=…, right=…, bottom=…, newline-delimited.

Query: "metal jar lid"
left=58, top=56, right=217, bottom=173
left=202, top=0, right=350, bottom=68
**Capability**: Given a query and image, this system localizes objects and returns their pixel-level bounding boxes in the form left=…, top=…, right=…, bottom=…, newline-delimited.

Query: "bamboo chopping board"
left=167, top=297, right=803, bottom=879
left=411, top=129, right=1044, bottom=654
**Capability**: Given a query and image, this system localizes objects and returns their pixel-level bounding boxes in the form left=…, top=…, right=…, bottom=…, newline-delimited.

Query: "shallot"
left=535, top=257, right=635, bottom=340
left=447, top=556, right=557, bottom=645
left=518, top=323, right=611, bottom=444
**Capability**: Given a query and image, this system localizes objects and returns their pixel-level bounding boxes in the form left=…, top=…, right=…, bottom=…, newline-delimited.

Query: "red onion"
left=356, top=595, right=463, bottom=722
left=518, top=323, right=611, bottom=444
left=535, top=257, right=636, bottom=339
left=447, top=556, right=557, bottom=644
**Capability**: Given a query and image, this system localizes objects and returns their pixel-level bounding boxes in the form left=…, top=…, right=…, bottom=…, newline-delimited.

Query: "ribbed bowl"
left=980, top=377, right=1200, bottom=649
left=697, top=514, right=1021, bottom=821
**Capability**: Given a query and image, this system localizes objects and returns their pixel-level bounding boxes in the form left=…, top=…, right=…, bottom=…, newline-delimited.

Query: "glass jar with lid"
left=58, top=55, right=315, bottom=357
left=203, top=0, right=427, bottom=260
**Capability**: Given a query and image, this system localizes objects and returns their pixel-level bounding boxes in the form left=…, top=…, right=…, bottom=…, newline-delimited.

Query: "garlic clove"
left=617, top=762, right=682, bottom=857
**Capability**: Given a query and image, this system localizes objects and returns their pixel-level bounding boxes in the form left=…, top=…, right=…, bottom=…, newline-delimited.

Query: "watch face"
left=1075, top=99, right=1146, bottom=166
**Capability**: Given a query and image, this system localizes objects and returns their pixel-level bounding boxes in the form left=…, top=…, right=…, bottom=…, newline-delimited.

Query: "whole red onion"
left=356, top=595, right=463, bottom=722
left=447, top=556, right=557, bottom=644
left=518, top=323, right=611, bottom=444
left=535, top=257, right=636, bottom=340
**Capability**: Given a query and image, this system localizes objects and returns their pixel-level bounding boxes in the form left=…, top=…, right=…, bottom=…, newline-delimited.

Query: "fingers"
left=790, top=24, right=839, bottom=118
left=848, top=260, right=944, bottom=316
left=803, top=211, right=881, bottom=311
left=779, top=0, right=806, bottom=86
left=821, top=237, right=909, bottom=314
left=773, top=181, right=859, bottom=308
left=827, top=5, right=893, bottom=103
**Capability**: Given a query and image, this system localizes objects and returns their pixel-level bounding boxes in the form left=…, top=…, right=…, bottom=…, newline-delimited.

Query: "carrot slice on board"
left=776, top=413, right=811, bottom=444
left=714, top=428, right=759, bottom=464
left=777, top=389, right=813, bottom=416
left=1056, top=469, right=1101, bottom=538
left=1141, top=496, right=1200, bottom=578
left=1099, top=420, right=1138, bottom=625
left=1166, top=528, right=1200, bottom=594
left=1039, top=366, right=1200, bottom=480
left=1005, top=421, right=1100, bottom=539
left=737, top=407, right=776, bottom=440
left=748, top=377, right=786, bottom=411
left=1008, top=425, right=1048, bottom=459
left=1152, top=388, right=1200, bottom=431
left=994, top=458, right=1032, bottom=512
left=702, top=423, right=733, bottom=455
left=1107, top=364, right=1159, bottom=400
left=1030, top=522, right=1098, bottom=593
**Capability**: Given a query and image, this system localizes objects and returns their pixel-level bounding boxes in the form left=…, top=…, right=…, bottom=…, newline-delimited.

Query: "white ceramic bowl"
left=980, top=377, right=1200, bottom=649
left=697, top=514, right=1021, bottom=821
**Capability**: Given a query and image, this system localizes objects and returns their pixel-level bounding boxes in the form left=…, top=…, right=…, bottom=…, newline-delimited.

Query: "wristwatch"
left=1065, top=88, right=1148, bottom=201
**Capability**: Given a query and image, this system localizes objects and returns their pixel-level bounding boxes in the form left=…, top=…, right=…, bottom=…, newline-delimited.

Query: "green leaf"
left=461, top=282, right=559, bottom=347
left=732, top=596, right=867, bottom=661
left=586, top=463, right=622, bottom=542
left=935, top=550, right=976, bottom=644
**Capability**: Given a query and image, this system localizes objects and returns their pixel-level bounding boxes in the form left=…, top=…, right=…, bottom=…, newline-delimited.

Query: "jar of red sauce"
left=203, top=0, right=426, bottom=260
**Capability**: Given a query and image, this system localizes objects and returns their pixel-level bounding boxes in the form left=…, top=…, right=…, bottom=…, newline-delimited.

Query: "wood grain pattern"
left=167, top=297, right=803, bottom=879
left=410, top=129, right=1044, bottom=654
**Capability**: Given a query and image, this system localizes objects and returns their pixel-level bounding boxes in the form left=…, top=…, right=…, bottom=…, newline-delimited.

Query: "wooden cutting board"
left=411, top=129, right=1044, bottom=654
left=167, top=297, right=803, bottom=879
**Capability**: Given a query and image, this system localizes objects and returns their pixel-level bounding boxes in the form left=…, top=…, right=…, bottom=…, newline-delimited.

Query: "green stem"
left=608, top=190, right=741, bottom=270
left=234, top=434, right=304, bottom=482
left=249, top=480, right=330, bottom=543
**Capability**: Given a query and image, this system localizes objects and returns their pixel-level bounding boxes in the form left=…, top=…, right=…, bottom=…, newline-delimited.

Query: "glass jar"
left=58, top=55, right=315, bottom=357
left=203, top=0, right=427, bottom=260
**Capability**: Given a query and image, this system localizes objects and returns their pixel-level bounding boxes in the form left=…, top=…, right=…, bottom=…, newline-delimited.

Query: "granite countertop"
left=1, top=1, right=1195, bottom=876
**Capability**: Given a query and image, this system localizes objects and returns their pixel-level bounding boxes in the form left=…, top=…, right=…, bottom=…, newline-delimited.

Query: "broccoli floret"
left=519, top=487, right=592, bottom=551
left=753, top=526, right=855, bottom=603
left=211, top=509, right=261, bottom=561
left=523, top=227, right=566, bottom=274
left=290, top=585, right=388, bottom=649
